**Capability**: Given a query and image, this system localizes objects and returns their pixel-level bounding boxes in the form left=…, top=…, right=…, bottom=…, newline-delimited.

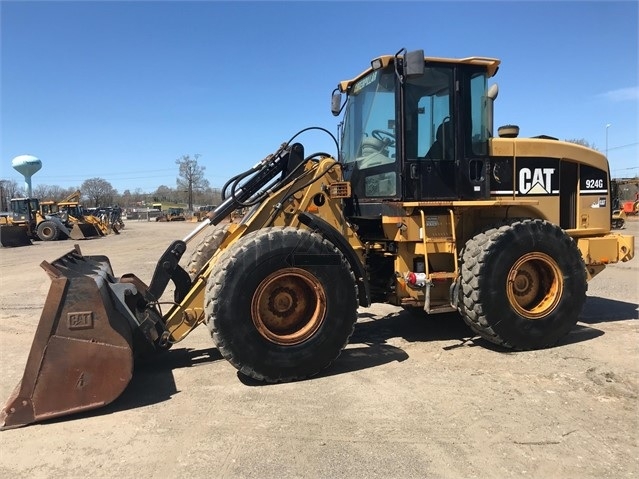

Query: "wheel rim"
left=506, top=252, right=563, bottom=320
left=42, top=226, right=53, bottom=237
left=251, top=267, right=326, bottom=345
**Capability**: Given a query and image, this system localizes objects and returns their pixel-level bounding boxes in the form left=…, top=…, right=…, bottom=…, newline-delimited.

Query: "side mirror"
left=331, top=89, right=343, bottom=116
left=405, top=50, right=425, bottom=77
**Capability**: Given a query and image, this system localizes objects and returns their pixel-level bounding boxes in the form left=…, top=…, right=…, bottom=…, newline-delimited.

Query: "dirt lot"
left=0, top=218, right=637, bottom=479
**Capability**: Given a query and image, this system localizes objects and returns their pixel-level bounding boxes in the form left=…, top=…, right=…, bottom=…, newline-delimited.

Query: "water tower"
left=11, top=155, right=42, bottom=197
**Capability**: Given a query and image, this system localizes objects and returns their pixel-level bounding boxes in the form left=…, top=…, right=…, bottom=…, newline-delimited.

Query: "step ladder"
left=419, top=209, right=458, bottom=313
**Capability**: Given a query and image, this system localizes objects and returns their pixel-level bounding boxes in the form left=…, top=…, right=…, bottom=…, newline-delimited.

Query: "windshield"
left=341, top=66, right=398, bottom=198
left=341, top=68, right=397, bottom=166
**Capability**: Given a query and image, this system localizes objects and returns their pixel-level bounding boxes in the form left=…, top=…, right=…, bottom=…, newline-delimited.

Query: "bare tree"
left=176, top=154, right=209, bottom=211
left=195, top=186, right=223, bottom=206
left=119, top=189, right=131, bottom=208
left=32, top=184, right=77, bottom=202
left=132, top=188, right=146, bottom=207
left=0, top=179, right=23, bottom=210
left=81, top=177, right=117, bottom=207
left=153, top=185, right=175, bottom=203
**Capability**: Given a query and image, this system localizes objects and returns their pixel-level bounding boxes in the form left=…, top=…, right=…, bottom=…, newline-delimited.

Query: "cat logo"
left=518, top=167, right=558, bottom=195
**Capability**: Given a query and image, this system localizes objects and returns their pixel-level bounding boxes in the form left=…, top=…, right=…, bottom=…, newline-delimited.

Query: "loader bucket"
left=0, top=225, right=32, bottom=247
left=0, top=247, right=136, bottom=430
left=69, top=222, right=103, bottom=240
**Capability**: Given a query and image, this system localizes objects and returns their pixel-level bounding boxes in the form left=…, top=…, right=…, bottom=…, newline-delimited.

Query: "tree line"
left=1, top=154, right=218, bottom=211
left=3, top=141, right=613, bottom=212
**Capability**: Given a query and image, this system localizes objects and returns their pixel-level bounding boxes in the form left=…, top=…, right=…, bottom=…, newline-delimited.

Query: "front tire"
left=205, top=227, right=358, bottom=382
left=458, top=219, right=587, bottom=350
left=37, top=221, right=60, bottom=241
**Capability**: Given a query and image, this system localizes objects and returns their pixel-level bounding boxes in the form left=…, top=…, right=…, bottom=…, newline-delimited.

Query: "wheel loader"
left=0, top=211, right=32, bottom=247
left=1, top=48, right=634, bottom=430
left=0, top=197, right=70, bottom=246
left=55, top=190, right=113, bottom=237
left=0, top=191, right=108, bottom=246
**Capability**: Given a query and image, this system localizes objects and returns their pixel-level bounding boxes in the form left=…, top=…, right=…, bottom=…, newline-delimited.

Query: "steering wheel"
left=372, top=129, right=396, bottom=147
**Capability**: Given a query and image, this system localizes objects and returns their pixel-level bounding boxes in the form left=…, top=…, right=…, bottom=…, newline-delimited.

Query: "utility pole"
left=606, top=123, right=611, bottom=158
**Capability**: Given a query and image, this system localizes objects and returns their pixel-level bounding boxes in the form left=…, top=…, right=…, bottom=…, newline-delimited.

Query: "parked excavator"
left=1, top=49, right=634, bottom=429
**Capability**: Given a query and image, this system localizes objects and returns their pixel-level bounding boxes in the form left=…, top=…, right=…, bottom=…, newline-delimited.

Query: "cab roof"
left=338, top=55, right=500, bottom=93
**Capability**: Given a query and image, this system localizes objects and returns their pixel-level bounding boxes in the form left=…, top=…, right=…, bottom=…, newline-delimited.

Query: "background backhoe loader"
left=156, top=207, right=187, bottom=222
left=1, top=49, right=634, bottom=429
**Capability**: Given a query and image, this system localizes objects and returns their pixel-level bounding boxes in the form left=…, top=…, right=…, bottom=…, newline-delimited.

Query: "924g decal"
left=579, top=164, right=608, bottom=195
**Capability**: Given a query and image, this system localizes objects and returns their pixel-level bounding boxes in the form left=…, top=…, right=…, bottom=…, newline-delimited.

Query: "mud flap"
left=0, top=225, right=32, bottom=247
left=0, top=248, right=138, bottom=430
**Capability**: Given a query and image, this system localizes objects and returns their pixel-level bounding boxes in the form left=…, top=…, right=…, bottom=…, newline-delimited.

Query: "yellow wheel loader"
left=0, top=197, right=72, bottom=246
left=0, top=193, right=107, bottom=246
left=56, top=190, right=111, bottom=238
left=0, top=217, right=32, bottom=247
left=1, top=49, right=634, bottom=429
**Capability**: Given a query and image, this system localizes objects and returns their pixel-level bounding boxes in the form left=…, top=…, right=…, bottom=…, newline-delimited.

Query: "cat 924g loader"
left=1, top=48, right=634, bottom=429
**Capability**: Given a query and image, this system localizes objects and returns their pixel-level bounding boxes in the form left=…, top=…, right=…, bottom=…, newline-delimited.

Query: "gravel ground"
left=0, top=217, right=637, bottom=479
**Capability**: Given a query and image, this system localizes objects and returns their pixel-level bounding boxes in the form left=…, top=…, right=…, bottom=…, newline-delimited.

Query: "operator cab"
left=334, top=49, right=500, bottom=217
left=10, top=198, right=39, bottom=222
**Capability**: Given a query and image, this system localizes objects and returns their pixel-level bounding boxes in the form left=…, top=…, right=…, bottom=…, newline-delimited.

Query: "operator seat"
left=425, top=120, right=453, bottom=160
left=423, top=120, right=455, bottom=193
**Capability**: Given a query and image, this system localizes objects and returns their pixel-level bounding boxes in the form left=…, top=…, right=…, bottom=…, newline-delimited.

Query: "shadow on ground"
left=44, top=296, right=631, bottom=425
left=41, top=347, right=223, bottom=427
left=579, top=296, right=638, bottom=324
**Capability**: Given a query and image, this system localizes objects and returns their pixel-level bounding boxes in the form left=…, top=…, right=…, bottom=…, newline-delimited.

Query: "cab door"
left=402, top=65, right=458, bottom=200
left=456, top=69, right=491, bottom=200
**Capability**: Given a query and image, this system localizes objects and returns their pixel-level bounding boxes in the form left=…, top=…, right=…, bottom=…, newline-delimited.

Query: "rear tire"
left=37, top=221, right=60, bottom=241
left=458, top=219, right=587, bottom=350
left=205, top=227, right=358, bottom=382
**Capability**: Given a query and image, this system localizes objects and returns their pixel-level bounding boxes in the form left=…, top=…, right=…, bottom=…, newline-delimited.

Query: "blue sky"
left=1, top=0, right=637, bottom=194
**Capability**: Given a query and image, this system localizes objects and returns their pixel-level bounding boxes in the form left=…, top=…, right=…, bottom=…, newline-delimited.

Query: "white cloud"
left=599, top=86, right=639, bottom=102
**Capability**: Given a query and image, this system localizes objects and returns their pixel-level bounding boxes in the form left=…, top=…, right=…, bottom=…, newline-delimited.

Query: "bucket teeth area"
left=44, top=247, right=115, bottom=280
left=1, top=247, right=136, bottom=430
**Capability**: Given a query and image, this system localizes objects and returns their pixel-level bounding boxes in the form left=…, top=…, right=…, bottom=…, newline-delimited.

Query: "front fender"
left=298, top=212, right=371, bottom=307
